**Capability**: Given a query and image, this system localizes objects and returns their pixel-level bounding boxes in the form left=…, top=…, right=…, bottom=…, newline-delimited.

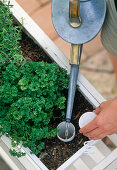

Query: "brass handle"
left=69, top=0, right=81, bottom=28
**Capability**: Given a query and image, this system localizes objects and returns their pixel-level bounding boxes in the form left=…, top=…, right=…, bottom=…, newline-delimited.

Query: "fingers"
left=82, top=126, right=117, bottom=140
left=90, top=129, right=116, bottom=140
left=93, top=107, right=101, bottom=115
left=94, top=100, right=113, bottom=115
left=107, top=126, right=117, bottom=135
left=79, top=117, right=98, bottom=134
left=83, top=127, right=103, bottom=138
left=80, top=99, right=117, bottom=139
left=90, top=133, right=108, bottom=140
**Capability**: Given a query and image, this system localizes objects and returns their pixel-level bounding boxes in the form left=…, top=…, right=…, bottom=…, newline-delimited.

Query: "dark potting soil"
left=19, top=32, right=53, bottom=63
left=19, top=32, right=94, bottom=170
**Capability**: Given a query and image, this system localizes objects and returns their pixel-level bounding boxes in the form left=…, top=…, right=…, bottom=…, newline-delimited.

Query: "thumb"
left=93, top=107, right=101, bottom=115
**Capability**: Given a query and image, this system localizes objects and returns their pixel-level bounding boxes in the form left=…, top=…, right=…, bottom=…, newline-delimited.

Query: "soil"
left=19, top=32, right=94, bottom=170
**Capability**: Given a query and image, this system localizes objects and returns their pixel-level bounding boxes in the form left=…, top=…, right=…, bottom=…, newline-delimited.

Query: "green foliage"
left=9, top=149, right=26, bottom=158
left=0, top=2, right=26, bottom=70
left=0, top=3, right=69, bottom=156
left=0, top=61, right=69, bottom=155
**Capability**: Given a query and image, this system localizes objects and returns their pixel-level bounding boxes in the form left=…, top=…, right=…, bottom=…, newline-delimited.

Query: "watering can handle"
left=69, top=0, right=81, bottom=28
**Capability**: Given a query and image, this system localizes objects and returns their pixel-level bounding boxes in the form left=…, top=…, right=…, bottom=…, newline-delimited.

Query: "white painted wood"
left=104, top=158, right=117, bottom=170
left=74, top=158, right=90, bottom=170
left=80, top=154, right=96, bottom=169
left=22, top=147, right=48, bottom=170
left=102, top=137, right=117, bottom=151
left=73, top=158, right=90, bottom=170
left=0, top=146, right=20, bottom=170
left=1, top=136, right=44, bottom=170
left=92, top=149, right=117, bottom=170
left=77, top=81, right=100, bottom=108
left=95, top=140, right=111, bottom=157
left=78, top=73, right=106, bottom=104
left=0, top=139, right=26, bottom=170
left=89, top=146, right=105, bottom=163
left=66, top=165, right=77, bottom=170
left=79, top=141, right=111, bottom=169
left=18, top=152, right=42, bottom=170
left=108, top=134, right=117, bottom=147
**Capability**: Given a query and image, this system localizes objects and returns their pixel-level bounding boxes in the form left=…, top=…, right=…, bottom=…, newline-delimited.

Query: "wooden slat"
left=104, top=158, right=117, bottom=170
left=102, top=137, right=116, bottom=151
left=66, top=165, right=78, bottom=170
left=73, top=158, right=90, bottom=170
left=92, top=149, right=117, bottom=170
left=88, top=146, right=105, bottom=163
left=1, top=136, right=43, bottom=170
left=81, top=154, right=96, bottom=169
left=108, top=134, right=117, bottom=147
left=0, top=147, right=20, bottom=170
left=95, top=140, right=111, bottom=157
left=0, top=140, right=26, bottom=170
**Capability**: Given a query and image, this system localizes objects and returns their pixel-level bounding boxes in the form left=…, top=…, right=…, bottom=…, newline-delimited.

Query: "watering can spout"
left=66, top=44, right=82, bottom=122
left=66, top=64, right=79, bottom=123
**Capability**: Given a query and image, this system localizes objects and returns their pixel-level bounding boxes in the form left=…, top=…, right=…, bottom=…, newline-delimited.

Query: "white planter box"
left=1, top=1, right=117, bottom=170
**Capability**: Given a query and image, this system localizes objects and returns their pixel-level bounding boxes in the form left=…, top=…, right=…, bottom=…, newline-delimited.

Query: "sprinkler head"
left=57, top=121, right=75, bottom=142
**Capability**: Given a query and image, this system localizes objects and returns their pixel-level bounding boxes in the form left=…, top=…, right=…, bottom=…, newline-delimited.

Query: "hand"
left=79, top=98, right=117, bottom=140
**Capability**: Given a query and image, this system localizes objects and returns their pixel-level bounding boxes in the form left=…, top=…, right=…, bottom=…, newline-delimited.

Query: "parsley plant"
left=0, top=3, right=69, bottom=156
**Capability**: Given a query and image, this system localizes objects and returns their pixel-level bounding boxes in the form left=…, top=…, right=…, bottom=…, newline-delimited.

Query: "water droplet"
left=65, top=122, right=70, bottom=139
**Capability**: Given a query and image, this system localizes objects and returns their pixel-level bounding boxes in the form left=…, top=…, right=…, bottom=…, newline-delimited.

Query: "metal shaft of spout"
left=69, top=0, right=81, bottom=28
left=66, top=44, right=82, bottom=122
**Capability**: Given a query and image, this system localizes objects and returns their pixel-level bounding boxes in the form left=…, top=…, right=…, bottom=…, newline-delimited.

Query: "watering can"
left=51, top=0, right=106, bottom=142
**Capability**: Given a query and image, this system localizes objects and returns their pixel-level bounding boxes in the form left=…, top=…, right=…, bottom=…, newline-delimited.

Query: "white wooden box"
left=1, top=1, right=117, bottom=170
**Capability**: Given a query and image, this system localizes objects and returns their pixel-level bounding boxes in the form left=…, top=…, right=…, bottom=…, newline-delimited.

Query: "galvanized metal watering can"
left=51, top=0, right=106, bottom=142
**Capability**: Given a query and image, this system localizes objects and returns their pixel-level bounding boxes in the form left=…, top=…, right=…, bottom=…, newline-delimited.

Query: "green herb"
left=0, top=3, right=69, bottom=157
